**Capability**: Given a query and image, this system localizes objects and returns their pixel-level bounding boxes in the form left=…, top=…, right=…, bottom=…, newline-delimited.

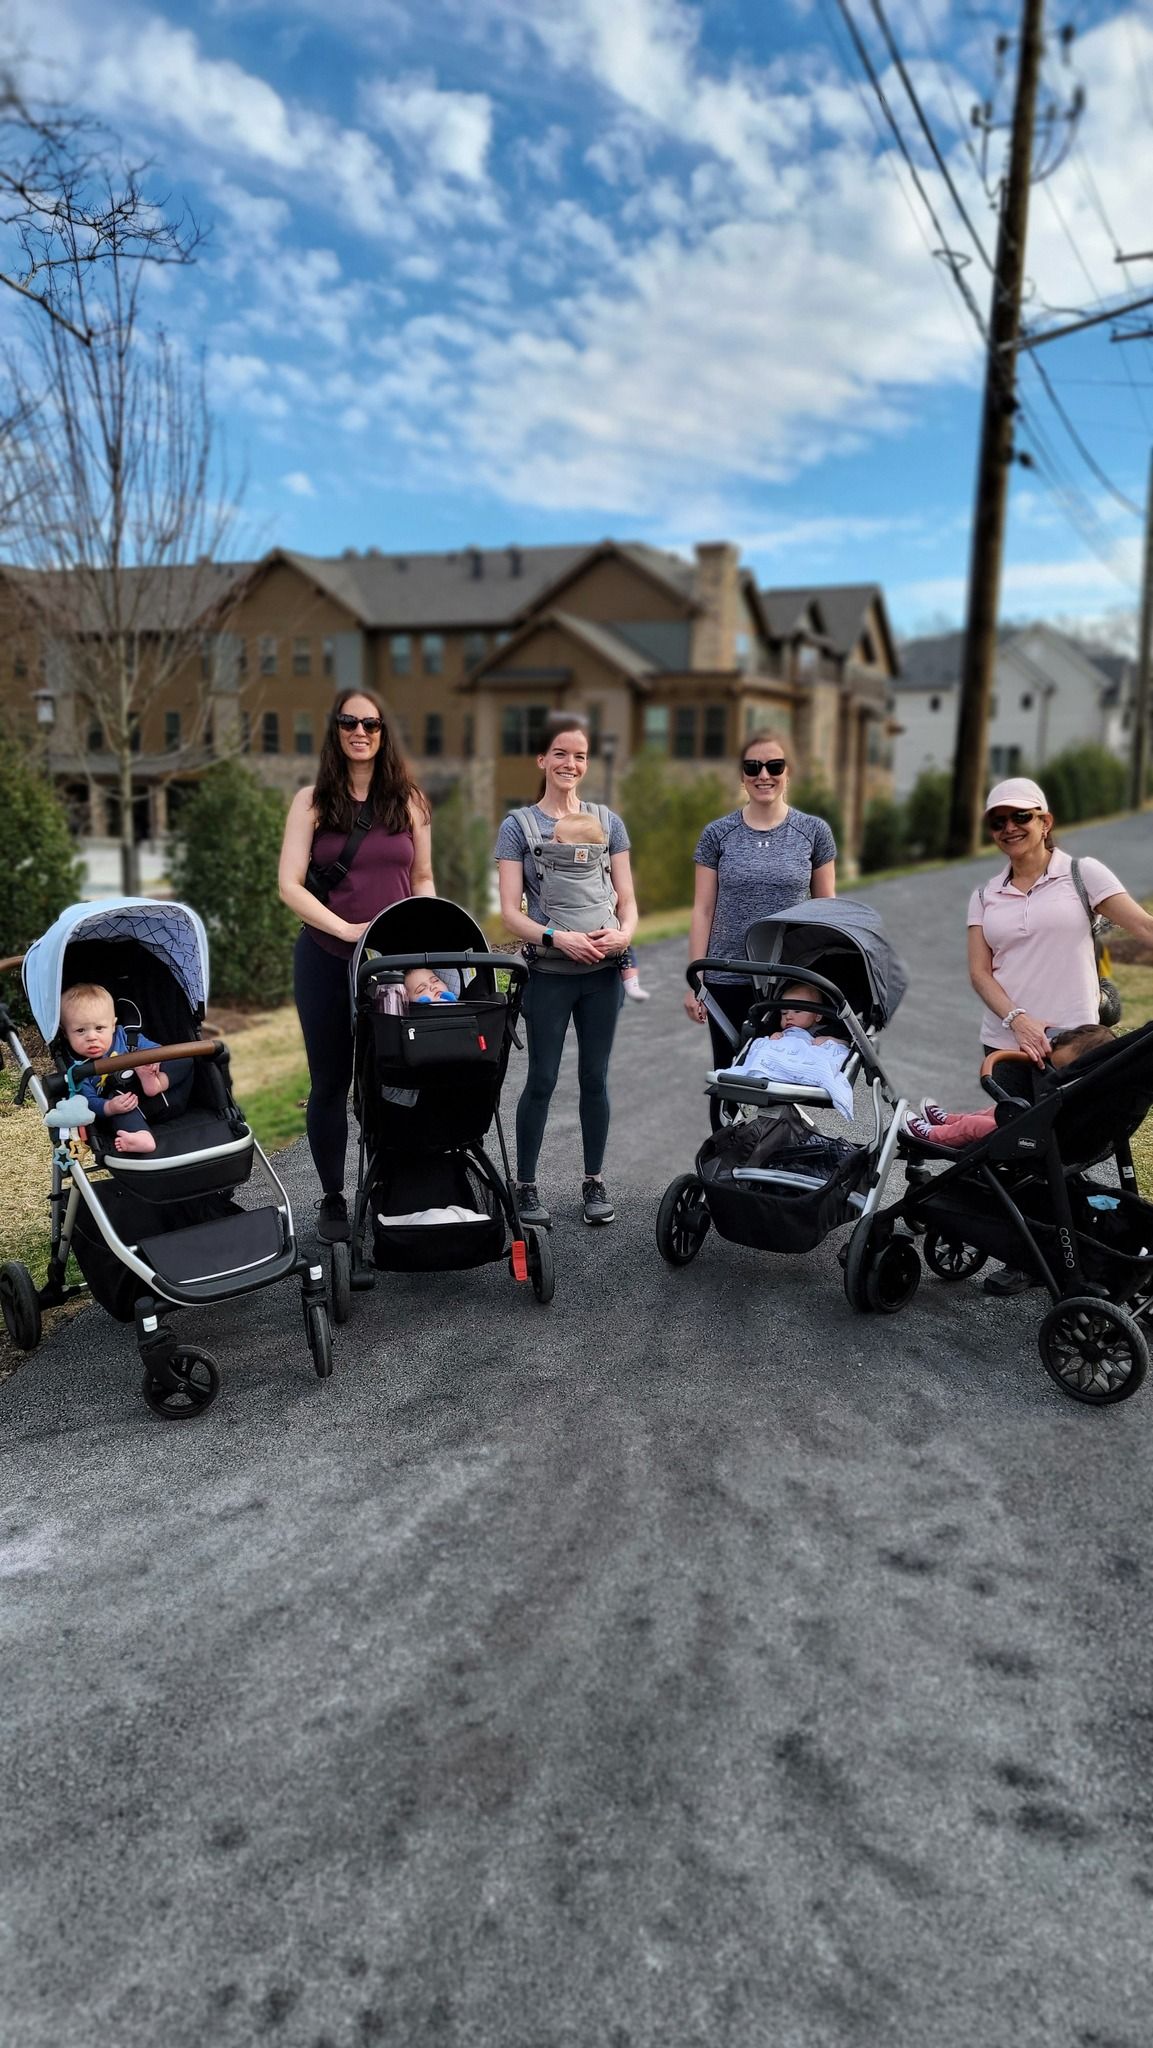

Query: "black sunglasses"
left=742, top=757, right=787, bottom=778
left=986, top=809, right=1039, bottom=831
left=335, top=713, right=383, bottom=735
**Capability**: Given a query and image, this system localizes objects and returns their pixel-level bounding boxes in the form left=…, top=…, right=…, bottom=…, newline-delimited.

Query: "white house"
left=890, top=624, right=1134, bottom=796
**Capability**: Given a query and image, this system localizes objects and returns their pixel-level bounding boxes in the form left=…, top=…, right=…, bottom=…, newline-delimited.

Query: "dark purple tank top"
left=306, top=820, right=415, bottom=958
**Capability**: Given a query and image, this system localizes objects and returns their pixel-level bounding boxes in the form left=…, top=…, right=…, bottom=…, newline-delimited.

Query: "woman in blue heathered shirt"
left=684, top=729, right=836, bottom=1127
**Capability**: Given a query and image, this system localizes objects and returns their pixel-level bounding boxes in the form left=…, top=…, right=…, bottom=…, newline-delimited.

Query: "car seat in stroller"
left=0, top=898, right=332, bottom=1418
left=657, top=900, right=910, bottom=1272
left=844, top=1019, right=1153, bottom=1406
left=323, top=895, right=551, bottom=1322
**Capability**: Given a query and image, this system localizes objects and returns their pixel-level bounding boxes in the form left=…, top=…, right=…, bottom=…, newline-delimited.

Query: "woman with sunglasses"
left=966, top=775, right=1153, bottom=1292
left=279, top=688, right=434, bottom=1241
left=684, top=732, right=836, bottom=1122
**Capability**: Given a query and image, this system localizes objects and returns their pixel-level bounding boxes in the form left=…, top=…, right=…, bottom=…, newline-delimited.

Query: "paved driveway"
left=4, top=814, right=1153, bottom=2048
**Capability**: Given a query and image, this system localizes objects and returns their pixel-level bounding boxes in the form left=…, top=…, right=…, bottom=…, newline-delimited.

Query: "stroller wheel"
left=923, top=1231, right=987, bottom=1283
left=307, top=1303, right=334, bottom=1379
left=0, top=1261, right=42, bottom=1352
left=525, top=1225, right=555, bottom=1305
left=656, top=1175, right=710, bottom=1266
left=865, top=1236, right=921, bottom=1314
left=141, top=1346, right=220, bottom=1420
left=1038, top=1297, right=1149, bottom=1405
left=330, top=1241, right=352, bottom=1326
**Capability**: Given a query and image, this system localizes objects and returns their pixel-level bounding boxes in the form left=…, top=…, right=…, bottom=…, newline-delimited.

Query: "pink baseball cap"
left=984, top=777, right=1048, bottom=814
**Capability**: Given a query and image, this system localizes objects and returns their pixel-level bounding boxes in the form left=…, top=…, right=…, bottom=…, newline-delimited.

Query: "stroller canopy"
left=744, top=900, right=907, bottom=1030
left=352, top=895, right=491, bottom=981
left=22, top=897, right=210, bottom=1042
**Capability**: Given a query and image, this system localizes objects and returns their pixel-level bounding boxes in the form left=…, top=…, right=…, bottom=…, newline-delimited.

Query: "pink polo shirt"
left=967, top=848, right=1123, bottom=1049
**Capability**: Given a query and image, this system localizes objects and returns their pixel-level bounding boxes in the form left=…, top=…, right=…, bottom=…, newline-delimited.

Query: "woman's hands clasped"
left=553, top=926, right=621, bottom=964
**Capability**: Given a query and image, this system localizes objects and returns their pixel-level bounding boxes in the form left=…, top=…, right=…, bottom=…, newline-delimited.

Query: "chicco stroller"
left=657, top=900, right=910, bottom=1271
left=325, top=895, right=553, bottom=1320
left=846, top=1020, right=1153, bottom=1406
left=0, top=898, right=332, bottom=1418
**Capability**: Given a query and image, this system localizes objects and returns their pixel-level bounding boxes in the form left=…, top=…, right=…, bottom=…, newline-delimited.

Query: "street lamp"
left=602, top=731, right=618, bottom=809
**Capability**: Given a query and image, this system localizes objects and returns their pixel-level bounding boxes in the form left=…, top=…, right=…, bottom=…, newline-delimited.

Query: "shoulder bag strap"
left=1069, top=856, right=1108, bottom=946
left=324, top=800, right=375, bottom=887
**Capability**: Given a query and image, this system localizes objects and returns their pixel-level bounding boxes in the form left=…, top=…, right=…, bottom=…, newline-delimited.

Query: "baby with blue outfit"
left=716, top=980, right=853, bottom=1121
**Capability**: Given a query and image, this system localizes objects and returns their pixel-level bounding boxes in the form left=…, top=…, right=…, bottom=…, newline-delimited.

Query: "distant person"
left=279, top=688, right=434, bottom=1242
left=684, top=731, right=836, bottom=1127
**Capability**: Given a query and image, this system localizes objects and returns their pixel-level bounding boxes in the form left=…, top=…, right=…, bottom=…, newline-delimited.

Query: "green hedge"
left=0, top=733, right=82, bottom=1003
left=167, top=762, right=298, bottom=1005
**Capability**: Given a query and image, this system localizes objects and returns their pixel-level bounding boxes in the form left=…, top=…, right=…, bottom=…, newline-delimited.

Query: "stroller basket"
left=696, top=1116, right=869, bottom=1256
left=372, top=993, right=507, bottom=1072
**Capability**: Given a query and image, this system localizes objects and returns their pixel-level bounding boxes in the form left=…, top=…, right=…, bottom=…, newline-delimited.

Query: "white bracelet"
left=1002, top=1007, right=1025, bottom=1028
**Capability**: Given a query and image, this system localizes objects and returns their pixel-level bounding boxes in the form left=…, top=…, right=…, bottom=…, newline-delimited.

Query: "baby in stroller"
left=714, top=979, right=854, bottom=1121
left=61, top=982, right=193, bottom=1153
left=901, top=1023, right=1115, bottom=1148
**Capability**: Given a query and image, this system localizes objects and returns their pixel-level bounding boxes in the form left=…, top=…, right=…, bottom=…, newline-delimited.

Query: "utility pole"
left=946, top=0, right=1046, bottom=858
left=1131, top=446, right=1153, bottom=811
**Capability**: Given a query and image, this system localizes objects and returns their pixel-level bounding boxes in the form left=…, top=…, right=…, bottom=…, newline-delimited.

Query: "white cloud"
left=282, top=470, right=316, bottom=496
left=360, top=73, right=493, bottom=183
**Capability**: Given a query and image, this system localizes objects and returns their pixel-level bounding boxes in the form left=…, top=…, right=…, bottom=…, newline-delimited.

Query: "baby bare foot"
left=114, top=1129, right=156, bottom=1154
left=137, top=1065, right=168, bottom=1096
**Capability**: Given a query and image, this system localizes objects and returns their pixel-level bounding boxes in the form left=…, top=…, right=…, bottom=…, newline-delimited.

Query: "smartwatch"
left=540, top=924, right=556, bottom=950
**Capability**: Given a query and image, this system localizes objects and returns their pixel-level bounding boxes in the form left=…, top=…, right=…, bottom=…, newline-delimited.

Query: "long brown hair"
left=313, top=686, right=427, bottom=835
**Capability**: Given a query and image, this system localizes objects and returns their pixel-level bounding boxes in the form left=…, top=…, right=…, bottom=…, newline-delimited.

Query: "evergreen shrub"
left=167, top=762, right=297, bottom=1005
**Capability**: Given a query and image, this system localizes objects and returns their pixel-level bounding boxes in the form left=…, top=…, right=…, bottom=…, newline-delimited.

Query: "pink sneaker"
left=919, top=1098, right=951, bottom=1126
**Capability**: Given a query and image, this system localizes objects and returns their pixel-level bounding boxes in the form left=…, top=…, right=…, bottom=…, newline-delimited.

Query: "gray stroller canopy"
left=744, top=900, right=908, bottom=1030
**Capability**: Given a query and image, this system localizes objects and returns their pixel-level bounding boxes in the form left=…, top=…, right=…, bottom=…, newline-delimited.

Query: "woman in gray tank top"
left=494, top=712, right=638, bottom=1230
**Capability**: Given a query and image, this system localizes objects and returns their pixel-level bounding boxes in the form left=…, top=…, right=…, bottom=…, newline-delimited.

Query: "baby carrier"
left=325, top=895, right=553, bottom=1320
left=0, top=898, right=332, bottom=1419
left=850, top=1021, right=1153, bottom=1406
left=657, top=901, right=910, bottom=1269
left=513, top=803, right=619, bottom=961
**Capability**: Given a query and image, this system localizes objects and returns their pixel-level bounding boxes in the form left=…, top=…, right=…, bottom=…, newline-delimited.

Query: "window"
left=259, top=635, right=277, bottom=676
left=87, top=717, right=104, bottom=752
left=988, top=744, right=1022, bottom=778
left=13, top=648, right=27, bottom=680
left=674, top=706, right=696, bottom=759
left=424, top=712, right=443, bottom=757
left=586, top=702, right=602, bottom=757
left=293, top=637, right=311, bottom=676
left=493, top=630, right=511, bottom=649
left=702, top=706, right=726, bottom=758
left=261, top=710, right=280, bottom=754
left=643, top=705, right=669, bottom=752
left=164, top=710, right=181, bottom=751
left=501, top=704, right=550, bottom=755
left=390, top=634, right=412, bottom=677
left=464, top=631, right=487, bottom=667
left=1020, top=692, right=1033, bottom=711
left=929, top=695, right=941, bottom=712
left=463, top=713, right=475, bottom=760
left=322, top=638, right=335, bottom=679
left=237, top=641, right=248, bottom=677
left=422, top=634, right=445, bottom=676
left=204, top=715, right=214, bottom=754
left=294, top=712, right=313, bottom=756
left=199, top=634, right=215, bottom=680
left=128, top=715, right=142, bottom=754
left=240, top=710, right=251, bottom=754
left=796, top=644, right=819, bottom=676
left=734, top=631, right=752, bottom=673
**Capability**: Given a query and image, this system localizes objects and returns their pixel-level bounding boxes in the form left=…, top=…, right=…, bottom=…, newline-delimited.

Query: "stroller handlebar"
left=686, top=958, right=846, bottom=1005
left=70, top=1039, right=226, bottom=1081
left=361, top=950, right=528, bottom=985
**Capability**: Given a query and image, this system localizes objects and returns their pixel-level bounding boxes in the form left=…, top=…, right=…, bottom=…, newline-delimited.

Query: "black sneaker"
left=581, top=1176, right=615, bottom=1226
left=516, top=1183, right=551, bottom=1228
left=317, top=1193, right=350, bottom=1243
left=983, top=1266, right=1040, bottom=1297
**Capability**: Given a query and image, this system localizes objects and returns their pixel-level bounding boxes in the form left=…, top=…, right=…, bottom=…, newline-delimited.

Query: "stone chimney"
left=692, top=542, right=741, bottom=671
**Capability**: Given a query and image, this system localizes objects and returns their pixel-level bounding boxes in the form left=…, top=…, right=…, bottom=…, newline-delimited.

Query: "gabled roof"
left=892, top=630, right=964, bottom=691
left=519, top=538, right=699, bottom=620
left=0, top=559, right=256, bottom=634
left=760, top=582, right=898, bottom=671
left=271, top=543, right=594, bottom=630
left=462, top=608, right=659, bottom=691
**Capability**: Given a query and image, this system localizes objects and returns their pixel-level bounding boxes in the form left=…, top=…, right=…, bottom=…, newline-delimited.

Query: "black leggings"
left=704, top=981, right=754, bottom=1131
left=516, top=964, right=624, bottom=1182
left=294, top=929, right=354, bottom=1195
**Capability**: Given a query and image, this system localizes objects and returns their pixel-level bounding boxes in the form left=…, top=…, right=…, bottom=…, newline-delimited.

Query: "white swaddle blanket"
left=716, top=1026, right=854, bottom=1122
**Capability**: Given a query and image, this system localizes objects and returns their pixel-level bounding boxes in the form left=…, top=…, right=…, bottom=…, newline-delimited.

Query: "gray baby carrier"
left=515, top=803, right=620, bottom=970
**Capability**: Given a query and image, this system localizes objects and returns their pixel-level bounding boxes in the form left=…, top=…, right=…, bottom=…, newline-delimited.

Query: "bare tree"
left=0, top=95, right=245, bottom=894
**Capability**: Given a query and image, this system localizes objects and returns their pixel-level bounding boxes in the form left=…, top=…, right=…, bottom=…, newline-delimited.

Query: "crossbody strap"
left=308, top=801, right=374, bottom=898
left=1069, top=857, right=1109, bottom=942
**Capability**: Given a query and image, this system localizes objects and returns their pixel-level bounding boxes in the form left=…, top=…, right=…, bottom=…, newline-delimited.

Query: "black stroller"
left=847, top=1020, right=1153, bottom=1406
left=657, top=901, right=910, bottom=1271
left=327, top=895, right=553, bottom=1318
left=0, top=896, right=332, bottom=1419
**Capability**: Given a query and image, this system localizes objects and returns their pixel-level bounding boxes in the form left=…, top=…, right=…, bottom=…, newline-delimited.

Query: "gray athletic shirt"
left=494, top=804, right=631, bottom=926
left=694, top=807, right=837, bottom=982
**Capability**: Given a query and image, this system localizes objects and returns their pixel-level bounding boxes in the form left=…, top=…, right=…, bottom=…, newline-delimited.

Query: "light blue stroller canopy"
left=22, top=898, right=210, bottom=1042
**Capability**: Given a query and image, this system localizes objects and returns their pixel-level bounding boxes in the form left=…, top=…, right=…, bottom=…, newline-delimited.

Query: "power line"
left=1025, top=353, right=1143, bottom=517
left=865, top=0, right=995, bottom=272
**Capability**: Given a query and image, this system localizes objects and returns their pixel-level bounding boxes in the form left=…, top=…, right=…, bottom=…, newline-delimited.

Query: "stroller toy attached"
left=0, top=897, right=333, bottom=1418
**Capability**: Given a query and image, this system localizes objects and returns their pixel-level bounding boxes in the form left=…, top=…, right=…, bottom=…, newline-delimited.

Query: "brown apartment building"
left=0, top=539, right=899, bottom=855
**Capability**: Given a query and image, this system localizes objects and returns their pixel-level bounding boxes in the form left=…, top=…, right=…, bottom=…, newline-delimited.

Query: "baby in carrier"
left=526, top=807, right=646, bottom=995
left=715, top=980, right=854, bottom=1121
left=60, top=982, right=193, bottom=1155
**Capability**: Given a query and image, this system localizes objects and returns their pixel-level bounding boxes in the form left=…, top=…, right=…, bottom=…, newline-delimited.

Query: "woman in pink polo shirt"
left=967, top=777, right=1153, bottom=1064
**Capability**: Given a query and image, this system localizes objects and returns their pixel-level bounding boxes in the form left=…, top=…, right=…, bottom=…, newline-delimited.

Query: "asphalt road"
left=4, top=813, right=1153, bottom=2048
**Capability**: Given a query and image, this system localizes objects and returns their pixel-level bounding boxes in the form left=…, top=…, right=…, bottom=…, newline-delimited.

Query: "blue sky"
left=10, top=0, right=1153, bottom=638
